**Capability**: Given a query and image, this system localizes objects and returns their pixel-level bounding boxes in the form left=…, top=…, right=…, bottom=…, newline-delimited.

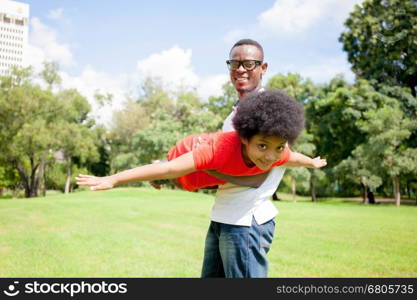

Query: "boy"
left=76, top=89, right=326, bottom=191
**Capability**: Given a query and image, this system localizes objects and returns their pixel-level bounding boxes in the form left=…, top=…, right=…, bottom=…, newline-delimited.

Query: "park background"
left=0, top=0, right=416, bottom=277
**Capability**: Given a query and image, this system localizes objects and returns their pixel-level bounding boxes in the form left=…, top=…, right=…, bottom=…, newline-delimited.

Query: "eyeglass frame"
left=226, top=60, right=263, bottom=71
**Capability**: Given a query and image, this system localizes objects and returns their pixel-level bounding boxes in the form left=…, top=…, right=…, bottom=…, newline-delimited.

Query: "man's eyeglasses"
left=226, top=60, right=263, bottom=71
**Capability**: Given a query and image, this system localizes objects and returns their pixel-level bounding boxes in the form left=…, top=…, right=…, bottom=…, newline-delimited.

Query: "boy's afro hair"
left=232, top=88, right=304, bottom=145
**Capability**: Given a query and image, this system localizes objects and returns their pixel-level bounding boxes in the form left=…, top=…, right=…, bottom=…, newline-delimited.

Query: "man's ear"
left=261, top=62, right=268, bottom=75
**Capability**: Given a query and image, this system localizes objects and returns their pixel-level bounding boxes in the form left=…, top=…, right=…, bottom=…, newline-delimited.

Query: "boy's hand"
left=311, top=156, right=327, bottom=168
left=75, top=174, right=116, bottom=191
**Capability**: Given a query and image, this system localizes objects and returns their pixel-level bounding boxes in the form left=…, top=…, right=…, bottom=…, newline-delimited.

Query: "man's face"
left=229, top=45, right=268, bottom=97
left=241, top=134, right=287, bottom=170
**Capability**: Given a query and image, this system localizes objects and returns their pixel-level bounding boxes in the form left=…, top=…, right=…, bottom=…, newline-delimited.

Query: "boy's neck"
left=240, top=144, right=255, bottom=168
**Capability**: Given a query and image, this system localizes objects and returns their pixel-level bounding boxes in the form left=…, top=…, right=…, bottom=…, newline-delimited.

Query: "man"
left=201, top=39, right=289, bottom=278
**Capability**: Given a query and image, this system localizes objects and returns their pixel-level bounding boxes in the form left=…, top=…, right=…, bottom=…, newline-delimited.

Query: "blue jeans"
left=201, top=217, right=276, bottom=278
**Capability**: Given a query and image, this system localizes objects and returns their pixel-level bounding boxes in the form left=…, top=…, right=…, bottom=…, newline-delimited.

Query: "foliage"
left=203, top=81, right=237, bottom=123
left=267, top=72, right=318, bottom=104
left=111, top=77, right=222, bottom=172
left=132, top=101, right=221, bottom=165
left=0, top=65, right=98, bottom=197
left=340, top=0, right=417, bottom=96
left=39, top=61, right=62, bottom=88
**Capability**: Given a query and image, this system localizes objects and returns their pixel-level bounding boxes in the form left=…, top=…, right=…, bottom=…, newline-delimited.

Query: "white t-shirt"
left=210, top=106, right=286, bottom=226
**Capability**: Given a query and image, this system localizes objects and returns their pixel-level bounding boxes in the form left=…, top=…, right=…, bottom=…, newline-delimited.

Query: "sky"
left=20, top=0, right=363, bottom=126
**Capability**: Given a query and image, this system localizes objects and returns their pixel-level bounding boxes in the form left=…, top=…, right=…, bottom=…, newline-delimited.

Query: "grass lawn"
left=0, top=188, right=416, bottom=277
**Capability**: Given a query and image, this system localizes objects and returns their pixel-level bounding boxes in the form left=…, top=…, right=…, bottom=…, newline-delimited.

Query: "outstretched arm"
left=284, top=152, right=327, bottom=168
left=76, top=152, right=196, bottom=191
left=204, top=170, right=270, bottom=188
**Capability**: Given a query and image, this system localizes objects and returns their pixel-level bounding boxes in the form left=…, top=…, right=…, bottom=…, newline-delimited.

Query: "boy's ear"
left=240, top=137, right=249, bottom=146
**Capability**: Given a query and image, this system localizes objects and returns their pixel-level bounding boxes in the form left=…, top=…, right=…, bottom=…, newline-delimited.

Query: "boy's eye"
left=276, top=146, right=284, bottom=152
left=257, top=144, right=267, bottom=150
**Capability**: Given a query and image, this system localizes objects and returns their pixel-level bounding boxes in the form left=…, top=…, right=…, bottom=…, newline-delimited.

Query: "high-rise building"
left=0, top=0, right=29, bottom=75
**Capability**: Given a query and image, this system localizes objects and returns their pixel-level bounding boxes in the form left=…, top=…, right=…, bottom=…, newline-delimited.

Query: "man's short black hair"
left=230, top=39, right=264, bottom=60
left=232, top=89, right=304, bottom=145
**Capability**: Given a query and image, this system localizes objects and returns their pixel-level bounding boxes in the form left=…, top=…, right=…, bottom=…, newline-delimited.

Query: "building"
left=0, top=0, right=29, bottom=76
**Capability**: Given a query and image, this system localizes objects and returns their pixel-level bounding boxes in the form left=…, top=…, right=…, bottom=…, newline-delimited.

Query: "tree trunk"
left=14, top=159, right=39, bottom=198
left=392, top=176, right=401, bottom=206
left=360, top=177, right=368, bottom=204
left=406, top=182, right=411, bottom=199
left=38, top=152, right=47, bottom=197
left=291, top=177, right=296, bottom=202
left=65, top=158, right=72, bottom=194
left=367, top=190, right=375, bottom=204
left=310, top=172, right=317, bottom=202
left=42, top=165, right=47, bottom=197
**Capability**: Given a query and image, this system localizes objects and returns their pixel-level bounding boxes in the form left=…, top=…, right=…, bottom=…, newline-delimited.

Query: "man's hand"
left=75, top=174, right=116, bottom=191
left=149, top=180, right=162, bottom=190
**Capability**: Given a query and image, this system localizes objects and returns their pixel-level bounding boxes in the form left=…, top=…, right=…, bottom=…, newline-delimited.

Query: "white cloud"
left=259, top=0, right=332, bottom=34
left=223, top=29, right=247, bottom=43
left=268, top=55, right=354, bottom=84
left=24, top=20, right=228, bottom=126
left=197, top=74, right=229, bottom=100
left=136, top=45, right=228, bottom=100
left=136, top=45, right=199, bottom=89
left=224, top=0, right=364, bottom=38
left=60, top=66, right=130, bottom=127
left=47, top=8, right=64, bottom=20
left=24, top=17, right=74, bottom=70
left=23, top=18, right=128, bottom=127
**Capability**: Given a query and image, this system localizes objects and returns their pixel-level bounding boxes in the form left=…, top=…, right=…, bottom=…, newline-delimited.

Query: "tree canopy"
left=340, top=0, right=417, bottom=96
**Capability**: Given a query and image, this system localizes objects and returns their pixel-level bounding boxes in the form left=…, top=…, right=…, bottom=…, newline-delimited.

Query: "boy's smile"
left=241, top=134, right=287, bottom=170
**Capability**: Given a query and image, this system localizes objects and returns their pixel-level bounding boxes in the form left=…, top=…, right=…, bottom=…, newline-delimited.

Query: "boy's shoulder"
left=192, top=131, right=240, bottom=170
left=210, top=131, right=241, bottom=161
left=211, top=131, right=240, bottom=149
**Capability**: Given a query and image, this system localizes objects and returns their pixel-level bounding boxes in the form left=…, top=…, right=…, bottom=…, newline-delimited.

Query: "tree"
left=204, top=81, right=237, bottom=123
left=334, top=152, right=382, bottom=204
left=55, top=89, right=99, bottom=194
left=306, top=78, right=398, bottom=199
left=132, top=96, right=221, bottom=166
left=0, top=164, right=20, bottom=196
left=138, top=77, right=174, bottom=114
left=267, top=73, right=317, bottom=104
left=0, top=67, right=59, bottom=197
left=285, top=130, right=313, bottom=200
left=0, top=67, right=98, bottom=197
left=355, top=103, right=417, bottom=206
left=340, top=0, right=417, bottom=96
left=40, top=61, right=62, bottom=89
left=267, top=73, right=324, bottom=201
left=110, top=97, right=150, bottom=172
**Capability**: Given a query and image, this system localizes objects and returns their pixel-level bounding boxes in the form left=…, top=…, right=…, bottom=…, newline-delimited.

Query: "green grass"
left=0, top=188, right=416, bottom=277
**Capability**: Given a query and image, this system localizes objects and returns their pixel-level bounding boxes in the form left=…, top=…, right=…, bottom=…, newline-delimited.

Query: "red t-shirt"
left=167, top=131, right=291, bottom=191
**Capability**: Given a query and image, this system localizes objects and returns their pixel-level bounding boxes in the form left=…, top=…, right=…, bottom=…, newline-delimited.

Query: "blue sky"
left=21, top=0, right=363, bottom=125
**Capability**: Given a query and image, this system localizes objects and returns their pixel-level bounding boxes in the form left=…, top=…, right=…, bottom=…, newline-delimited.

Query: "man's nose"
left=236, top=64, right=246, bottom=72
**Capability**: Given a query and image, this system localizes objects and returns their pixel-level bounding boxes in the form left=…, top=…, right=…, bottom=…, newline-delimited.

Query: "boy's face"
left=241, top=134, right=287, bottom=170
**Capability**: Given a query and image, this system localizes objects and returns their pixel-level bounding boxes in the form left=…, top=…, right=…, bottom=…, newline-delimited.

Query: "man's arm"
left=204, top=170, right=270, bottom=188
left=76, top=152, right=196, bottom=191
left=284, top=152, right=327, bottom=168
